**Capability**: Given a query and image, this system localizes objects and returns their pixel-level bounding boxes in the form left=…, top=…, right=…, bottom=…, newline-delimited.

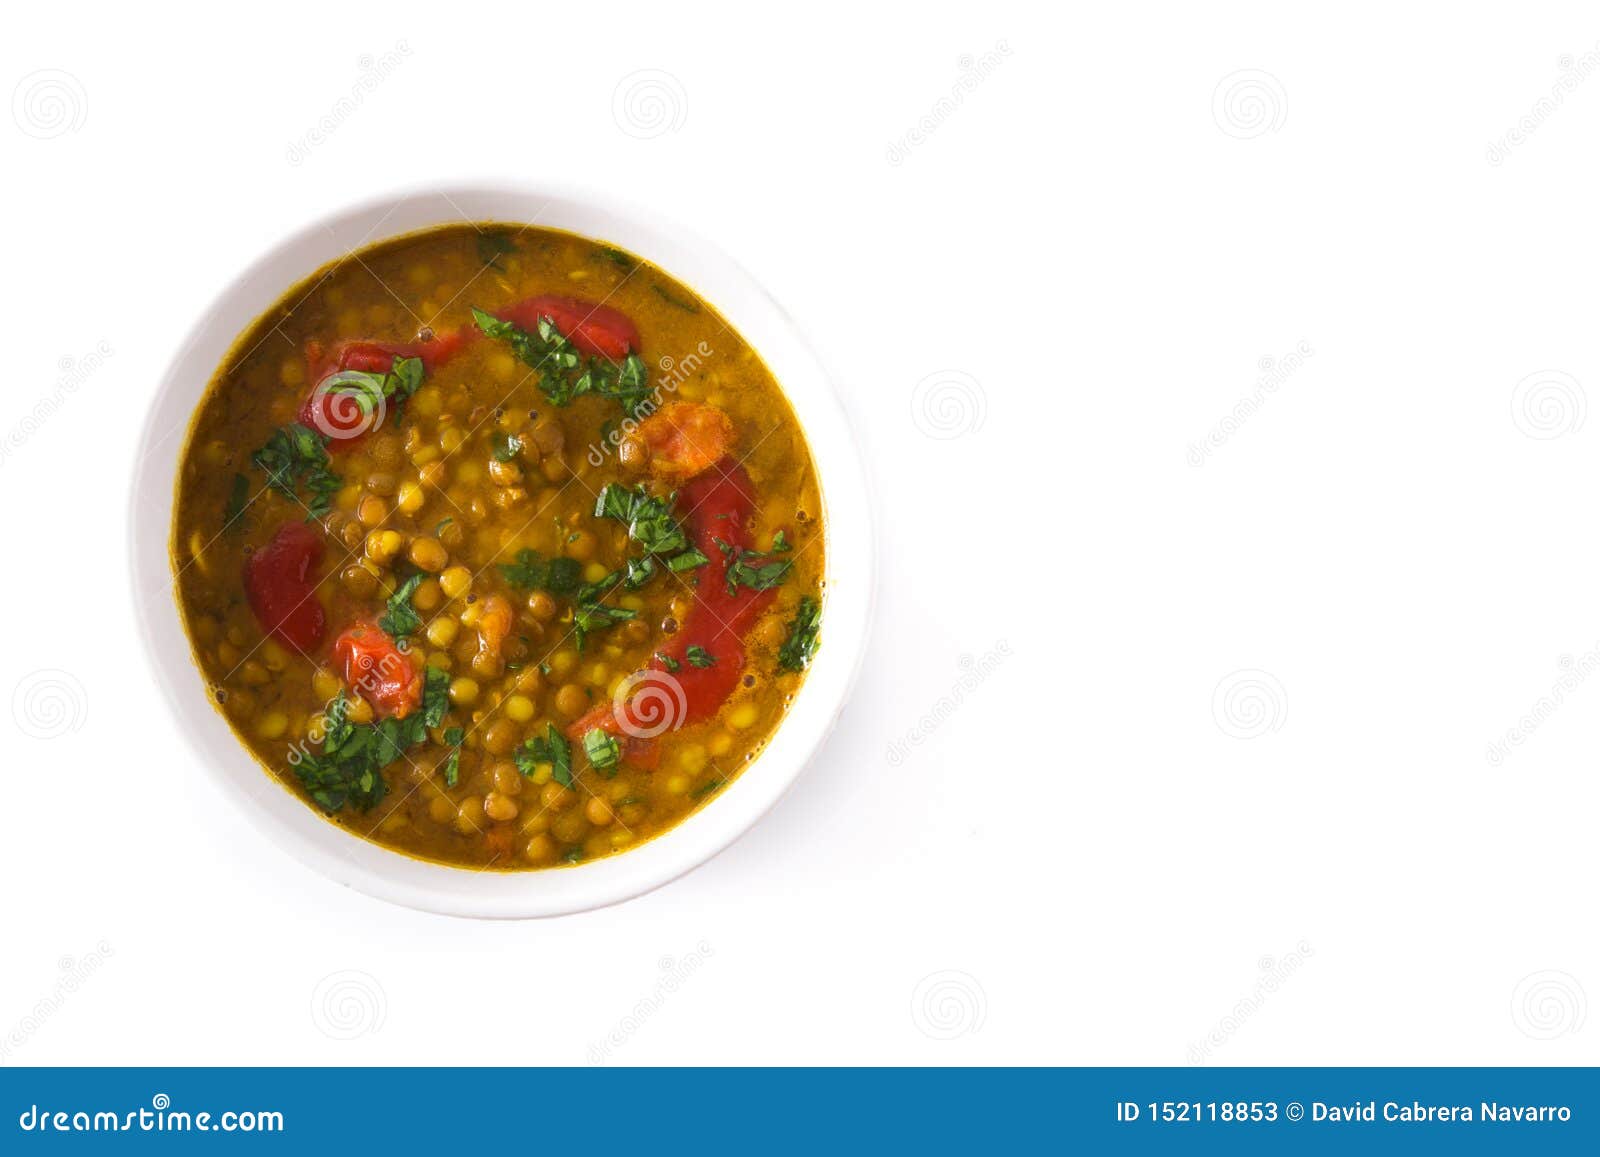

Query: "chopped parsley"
left=771, top=529, right=791, bottom=552
left=777, top=596, right=822, bottom=672
left=715, top=538, right=792, bottom=597
left=655, top=652, right=681, bottom=672
left=599, top=246, right=638, bottom=271
left=651, top=282, right=700, bottom=313
left=223, top=473, right=250, bottom=533
left=594, top=483, right=690, bottom=556
left=690, top=776, right=727, bottom=800
left=378, top=573, right=424, bottom=640
left=291, top=675, right=446, bottom=814
left=685, top=645, right=716, bottom=668
left=498, top=550, right=583, bottom=596
left=470, top=308, right=652, bottom=417
left=574, top=602, right=638, bottom=651
left=441, top=725, right=465, bottom=787
left=491, top=431, right=523, bottom=462
left=515, top=724, right=572, bottom=787
left=476, top=230, right=517, bottom=269
left=583, top=729, right=621, bottom=775
left=250, top=423, right=341, bottom=519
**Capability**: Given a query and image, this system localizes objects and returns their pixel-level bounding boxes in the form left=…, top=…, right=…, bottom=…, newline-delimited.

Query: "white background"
left=2, top=1, right=1597, bottom=1066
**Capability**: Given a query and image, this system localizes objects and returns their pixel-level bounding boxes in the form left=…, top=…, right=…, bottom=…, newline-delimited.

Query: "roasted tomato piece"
left=497, top=295, right=639, bottom=360
left=242, top=520, right=327, bottom=652
left=570, top=459, right=771, bottom=741
left=333, top=622, right=422, bottom=719
left=299, top=330, right=470, bottom=450
left=633, top=401, right=734, bottom=483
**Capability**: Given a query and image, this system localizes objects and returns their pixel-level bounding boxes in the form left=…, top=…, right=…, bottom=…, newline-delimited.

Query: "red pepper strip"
left=243, top=520, right=328, bottom=652
left=299, top=331, right=471, bottom=450
left=570, top=459, right=772, bottom=747
left=332, top=621, right=421, bottom=720
left=496, top=295, right=639, bottom=360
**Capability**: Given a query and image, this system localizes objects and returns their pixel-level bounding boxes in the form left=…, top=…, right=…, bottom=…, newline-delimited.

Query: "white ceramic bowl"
left=128, top=184, right=872, bottom=918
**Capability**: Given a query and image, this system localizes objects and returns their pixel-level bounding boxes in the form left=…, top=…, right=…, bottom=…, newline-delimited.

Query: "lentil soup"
left=171, top=223, right=824, bottom=870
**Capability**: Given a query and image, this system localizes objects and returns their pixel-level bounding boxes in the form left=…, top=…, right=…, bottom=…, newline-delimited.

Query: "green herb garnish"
left=441, top=725, right=465, bottom=787
left=378, top=573, right=424, bottom=640
left=690, top=776, right=727, bottom=800
left=583, top=729, right=621, bottom=775
left=574, top=602, right=638, bottom=651
left=476, top=230, right=517, bottom=269
left=771, top=530, right=791, bottom=552
left=491, top=431, right=523, bottom=462
left=651, top=283, right=700, bottom=313
left=223, top=473, right=251, bottom=532
left=715, top=538, right=792, bottom=597
left=778, top=596, right=822, bottom=672
left=251, top=423, right=342, bottom=519
left=498, top=550, right=583, bottom=596
left=516, top=724, right=572, bottom=787
left=471, top=308, right=652, bottom=417
left=655, top=652, right=681, bottom=672
left=685, top=645, right=715, bottom=668
left=594, top=483, right=690, bottom=556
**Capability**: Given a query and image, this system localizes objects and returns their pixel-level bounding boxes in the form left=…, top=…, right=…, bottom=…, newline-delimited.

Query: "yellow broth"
left=171, top=223, right=824, bottom=869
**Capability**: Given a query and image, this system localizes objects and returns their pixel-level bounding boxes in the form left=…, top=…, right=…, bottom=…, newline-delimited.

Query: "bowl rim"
left=127, top=181, right=874, bottom=919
